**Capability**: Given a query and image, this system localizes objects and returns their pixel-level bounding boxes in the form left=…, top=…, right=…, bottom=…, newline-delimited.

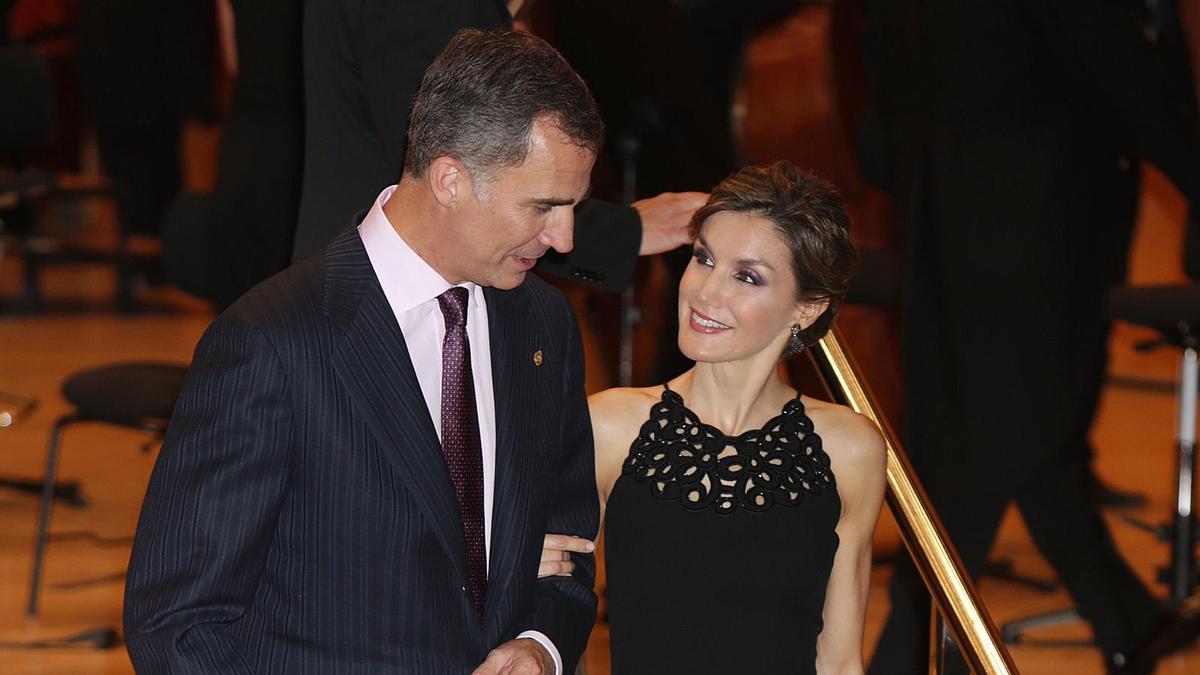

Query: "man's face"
left=449, top=119, right=595, bottom=290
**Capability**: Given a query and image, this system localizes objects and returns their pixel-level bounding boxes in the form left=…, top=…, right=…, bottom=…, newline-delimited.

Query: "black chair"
left=1108, top=284, right=1200, bottom=602
left=0, top=44, right=56, bottom=497
left=0, top=44, right=157, bottom=310
left=26, top=364, right=187, bottom=616
left=24, top=192, right=216, bottom=617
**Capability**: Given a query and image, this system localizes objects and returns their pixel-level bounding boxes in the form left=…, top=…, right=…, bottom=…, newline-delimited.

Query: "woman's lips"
left=688, top=309, right=732, bottom=334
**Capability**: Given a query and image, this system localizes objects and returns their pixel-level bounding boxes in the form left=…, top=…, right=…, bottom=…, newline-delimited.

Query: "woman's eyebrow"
left=736, top=257, right=775, bottom=271
left=698, top=235, right=775, bottom=270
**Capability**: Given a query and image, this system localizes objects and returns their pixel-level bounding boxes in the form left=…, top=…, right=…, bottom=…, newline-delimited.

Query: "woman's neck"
left=675, top=356, right=793, bottom=436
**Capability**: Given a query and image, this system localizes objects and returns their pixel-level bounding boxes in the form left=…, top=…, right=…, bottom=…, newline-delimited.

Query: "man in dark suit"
left=124, top=30, right=601, bottom=674
left=208, top=0, right=304, bottom=309
left=294, top=0, right=703, bottom=294
left=861, top=1, right=1200, bottom=672
left=76, top=0, right=215, bottom=236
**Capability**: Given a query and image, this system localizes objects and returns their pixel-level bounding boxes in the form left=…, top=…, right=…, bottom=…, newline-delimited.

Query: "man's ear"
left=793, top=297, right=830, bottom=331
left=428, top=156, right=470, bottom=207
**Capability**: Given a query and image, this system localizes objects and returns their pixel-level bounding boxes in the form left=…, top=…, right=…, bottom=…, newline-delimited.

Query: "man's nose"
left=538, top=210, right=574, bottom=254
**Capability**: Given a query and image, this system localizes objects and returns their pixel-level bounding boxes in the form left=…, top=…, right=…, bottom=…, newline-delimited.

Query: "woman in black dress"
left=542, top=162, right=886, bottom=674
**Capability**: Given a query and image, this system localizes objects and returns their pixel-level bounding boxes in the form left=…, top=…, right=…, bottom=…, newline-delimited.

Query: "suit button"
left=461, top=585, right=467, bottom=593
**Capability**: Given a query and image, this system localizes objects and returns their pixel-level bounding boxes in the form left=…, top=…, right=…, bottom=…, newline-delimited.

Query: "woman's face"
left=677, top=211, right=820, bottom=365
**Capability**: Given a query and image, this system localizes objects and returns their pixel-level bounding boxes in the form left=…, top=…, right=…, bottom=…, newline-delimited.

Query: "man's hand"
left=633, top=191, right=709, bottom=255
left=537, top=534, right=595, bottom=578
left=472, top=638, right=555, bottom=675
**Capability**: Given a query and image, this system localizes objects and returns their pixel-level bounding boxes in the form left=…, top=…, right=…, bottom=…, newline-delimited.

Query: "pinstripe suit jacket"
left=124, top=228, right=599, bottom=673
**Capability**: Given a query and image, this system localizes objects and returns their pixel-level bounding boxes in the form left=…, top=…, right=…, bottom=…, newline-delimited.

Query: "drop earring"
left=788, top=324, right=806, bottom=354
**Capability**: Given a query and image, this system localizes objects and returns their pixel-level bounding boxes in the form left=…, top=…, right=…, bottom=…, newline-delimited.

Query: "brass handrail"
left=813, top=328, right=1017, bottom=674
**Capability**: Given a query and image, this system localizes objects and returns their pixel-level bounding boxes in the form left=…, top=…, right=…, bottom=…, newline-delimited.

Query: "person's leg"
left=95, top=120, right=181, bottom=238
left=1081, top=160, right=1140, bottom=504
left=1015, top=456, right=1161, bottom=658
left=1009, top=150, right=1160, bottom=658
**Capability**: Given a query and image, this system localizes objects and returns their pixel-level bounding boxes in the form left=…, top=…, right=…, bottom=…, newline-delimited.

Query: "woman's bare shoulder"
left=802, top=397, right=886, bottom=478
left=590, top=386, right=663, bottom=495
left=589, top=386, right=662, bottom=432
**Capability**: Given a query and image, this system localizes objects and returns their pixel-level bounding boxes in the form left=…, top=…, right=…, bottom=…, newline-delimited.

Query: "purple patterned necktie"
left=437, top=286, right=487, bottom=619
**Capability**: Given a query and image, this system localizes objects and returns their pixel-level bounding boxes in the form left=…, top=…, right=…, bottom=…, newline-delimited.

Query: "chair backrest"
left=0, top=45, right=55, bottom=156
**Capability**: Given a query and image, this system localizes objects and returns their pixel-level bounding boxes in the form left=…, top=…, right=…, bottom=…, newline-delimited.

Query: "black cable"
left=46, top=530, right=134, bottom=547
left=47, top=571, right=126, bottom=591
left=0, top=626, right=120, bottom=650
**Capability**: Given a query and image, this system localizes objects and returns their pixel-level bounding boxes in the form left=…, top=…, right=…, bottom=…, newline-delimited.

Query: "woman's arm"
left=537, top=388, right=645, bottom=578
left=588, top=388, right=642, bottom=521
left=815, top=410, right=887, bottom=675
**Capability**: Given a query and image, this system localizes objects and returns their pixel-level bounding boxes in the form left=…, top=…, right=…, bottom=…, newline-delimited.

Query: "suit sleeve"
left=537, top=198, right=642, bottom=293
left=1042, top=0, right=1200, bottom=203
left=511, top=300, right=600, bottom=669
left=123, top=314, right=292, bottom=674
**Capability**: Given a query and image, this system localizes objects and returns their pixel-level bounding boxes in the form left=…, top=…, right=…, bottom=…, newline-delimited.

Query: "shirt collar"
left=359, top=185, right=478, bottom=314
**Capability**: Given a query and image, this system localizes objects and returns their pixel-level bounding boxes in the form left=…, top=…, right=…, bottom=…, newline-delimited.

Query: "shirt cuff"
left=516, top=630, right=562, bottom=675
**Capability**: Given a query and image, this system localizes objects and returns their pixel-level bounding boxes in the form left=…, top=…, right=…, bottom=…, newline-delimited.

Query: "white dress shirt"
left=359, top=186, right=561, bottom=674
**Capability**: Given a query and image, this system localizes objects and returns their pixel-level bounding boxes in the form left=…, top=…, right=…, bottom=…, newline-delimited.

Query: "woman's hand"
left=537, top=534, right=595, bottom=578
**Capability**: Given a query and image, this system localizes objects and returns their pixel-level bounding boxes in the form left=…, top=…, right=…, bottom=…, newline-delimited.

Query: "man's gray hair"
left=404, top=28, right=604, bottom=179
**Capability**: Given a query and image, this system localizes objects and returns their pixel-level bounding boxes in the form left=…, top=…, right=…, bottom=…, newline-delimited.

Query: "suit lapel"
left=484, top=285, right=537, bottom=624
left=326, top=232, right=468, bottom=581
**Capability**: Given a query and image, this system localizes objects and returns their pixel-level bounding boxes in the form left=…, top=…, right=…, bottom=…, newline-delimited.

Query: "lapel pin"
left=533, top=350, right=544, bottom=367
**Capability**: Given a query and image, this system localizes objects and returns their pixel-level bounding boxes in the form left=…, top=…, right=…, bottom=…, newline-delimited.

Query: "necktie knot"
left=438, top=286, right=470, bottom=330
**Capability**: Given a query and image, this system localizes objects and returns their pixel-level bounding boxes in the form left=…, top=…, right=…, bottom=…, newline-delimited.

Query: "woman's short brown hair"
left=691, top=161, right=858, bottom=350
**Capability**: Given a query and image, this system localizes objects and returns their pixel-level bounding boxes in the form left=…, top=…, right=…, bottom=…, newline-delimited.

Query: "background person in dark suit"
left=861, top=1, right=1200, bottom=672
left=76, top=0, right=215, bottom=238
left=208, top=0, right=304, bottom=309
left=294, top=0, right=704, bottom=293
left=124, top=29, right=602, bottom=674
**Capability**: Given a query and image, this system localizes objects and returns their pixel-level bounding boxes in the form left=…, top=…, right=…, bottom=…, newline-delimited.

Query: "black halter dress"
left=603, top=385, right=841, bottom=674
